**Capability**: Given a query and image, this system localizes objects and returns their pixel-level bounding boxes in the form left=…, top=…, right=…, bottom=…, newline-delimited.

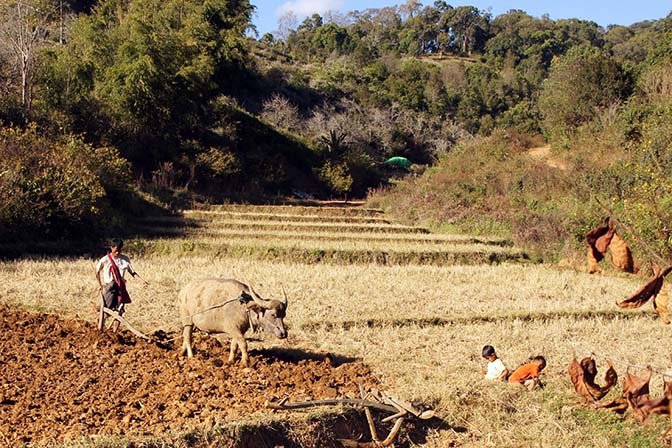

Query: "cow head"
left=247, top=284, right=288, bottom=339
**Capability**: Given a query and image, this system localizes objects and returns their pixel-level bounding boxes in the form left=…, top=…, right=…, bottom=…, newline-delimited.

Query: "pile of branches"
left=267, top=384, right=434, bottom=447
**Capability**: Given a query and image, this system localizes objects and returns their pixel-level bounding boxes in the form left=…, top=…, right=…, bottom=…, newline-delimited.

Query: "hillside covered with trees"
left=1, top=0, right=671, bottom=262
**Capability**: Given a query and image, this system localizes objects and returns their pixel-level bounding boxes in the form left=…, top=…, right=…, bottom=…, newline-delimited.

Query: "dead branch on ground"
left=266, top=385, right=435, bottom=447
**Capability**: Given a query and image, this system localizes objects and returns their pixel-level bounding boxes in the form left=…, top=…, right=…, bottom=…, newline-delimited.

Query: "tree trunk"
left=21, top=56, right=29, bottom=121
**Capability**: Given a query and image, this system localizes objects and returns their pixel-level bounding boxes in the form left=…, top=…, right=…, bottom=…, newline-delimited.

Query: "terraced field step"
left=183, top=210, right=391, bottom=224
left=135, top=216, right=430, bottom=234
left=129, top=227, right=514, bottom=247
left=124, top=239, right=529, bottom=266
left=205, top=204, right=384, bottom=217
left=299, top=309, right=652, bottom=332
left=128, top=233, right=518, bottom=254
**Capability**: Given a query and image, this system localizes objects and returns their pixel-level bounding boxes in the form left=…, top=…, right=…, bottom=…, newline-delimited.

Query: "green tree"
left=345, top=6, right=402, bottom=56
left=538, top=45, right=631, bottom=142
left=42, top=0, right=253, bottom=165
left=320, top=129, right=347, bottom=156
left=398, top=4, right=441, bottom=55
left=311, top=23, right=353, bottom=58
left=438, top=6, right=490, bottom=55
left=318, top=159, right=353, bottom=199
left=456, top=63, right=507, bottom=133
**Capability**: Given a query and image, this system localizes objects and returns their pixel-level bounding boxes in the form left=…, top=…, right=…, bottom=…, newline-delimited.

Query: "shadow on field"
left=252, top=347, right=361, bottom=366
left=0, top=215, right=191, bottom=260
left=301, top=309, right=656, bottom=332
left=177, top=407, right=467, bottom=448
left=161, top=332, right=363, bottom=367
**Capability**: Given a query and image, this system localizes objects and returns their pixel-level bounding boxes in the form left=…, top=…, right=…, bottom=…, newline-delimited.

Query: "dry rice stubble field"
left=1, top=204, right=671, bottom=447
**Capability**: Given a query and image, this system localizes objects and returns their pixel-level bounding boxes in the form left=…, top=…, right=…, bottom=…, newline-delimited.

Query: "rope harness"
left=182, top=293, right=247, bottom=320
left=141, top=292, right=260, bottom=343
left=181, top=292, right=258, bottom=332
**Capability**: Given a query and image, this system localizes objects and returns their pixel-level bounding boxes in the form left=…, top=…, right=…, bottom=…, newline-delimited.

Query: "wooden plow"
left=267, top=384, right=435, bottom=447
left=97, top=294, right=151, bottom=341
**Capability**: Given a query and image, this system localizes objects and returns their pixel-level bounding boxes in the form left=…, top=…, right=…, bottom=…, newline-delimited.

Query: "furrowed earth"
left=0, top=305, right=381, bottom=447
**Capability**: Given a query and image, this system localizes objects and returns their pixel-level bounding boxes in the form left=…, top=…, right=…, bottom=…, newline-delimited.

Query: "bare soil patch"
left=0, top=305, right=380, bottom=447
left=527, top=144, right=568, bottom=170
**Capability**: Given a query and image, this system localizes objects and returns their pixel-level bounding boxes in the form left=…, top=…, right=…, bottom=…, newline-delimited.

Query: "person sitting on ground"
left=481, top=345, right=509, bottom=381
left=95, top=238, right=148, bottom=329
left=508, top=355, right=546, bottom=391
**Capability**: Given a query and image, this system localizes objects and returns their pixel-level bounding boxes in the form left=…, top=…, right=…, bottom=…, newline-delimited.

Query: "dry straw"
left=2, top=203, right=671, bottom=446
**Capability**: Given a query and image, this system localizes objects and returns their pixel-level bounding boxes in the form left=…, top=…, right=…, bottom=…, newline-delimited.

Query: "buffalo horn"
left=247, top=284, right=272, bottom=309
left=281, top=285, right=288, bottom=305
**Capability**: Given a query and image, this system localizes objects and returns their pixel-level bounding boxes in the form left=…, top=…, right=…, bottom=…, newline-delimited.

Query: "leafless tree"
left=0, top=0, right=58, bottom=120
left=261, top=93, right=301, bottom=132
left=276, top=10, right=298, bottom=41
left=399, top=0, right=421, bottom=20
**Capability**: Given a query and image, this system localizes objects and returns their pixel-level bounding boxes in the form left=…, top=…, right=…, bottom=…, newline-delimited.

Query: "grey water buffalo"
left=178, top=278, right=288, bottom=366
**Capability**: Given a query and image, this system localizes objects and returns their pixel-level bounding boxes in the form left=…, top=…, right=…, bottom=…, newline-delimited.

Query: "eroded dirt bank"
left=0, top=306, right=380, bottom=447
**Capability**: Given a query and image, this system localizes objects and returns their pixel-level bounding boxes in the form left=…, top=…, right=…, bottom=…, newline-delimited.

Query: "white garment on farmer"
left=485, top=358, right=507, bottom=380
left=96, top=255, right=134, bottom=284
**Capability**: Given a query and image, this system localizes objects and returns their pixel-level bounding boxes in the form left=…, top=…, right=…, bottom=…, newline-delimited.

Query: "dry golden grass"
left=139, top=216, right=429, bottom=234
left=2, top=204, right=671, bottom=447
left=5, top=259, right=633, bottom=327
left=183, top=209, right=391, bottom=224
left=205, top=204, right=383, bottom=217
left=129, top=235, right=520, bottom=255
left=132, top=226, right=512, bottom=245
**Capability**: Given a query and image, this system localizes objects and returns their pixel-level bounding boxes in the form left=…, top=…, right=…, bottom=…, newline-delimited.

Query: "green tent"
left=384, top=156, right=412, bottom=167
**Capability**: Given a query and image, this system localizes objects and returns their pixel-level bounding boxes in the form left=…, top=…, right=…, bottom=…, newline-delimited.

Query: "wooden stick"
left=384, top=395, right=422, bottom=417
left=360, top=384, right=379, bottom=442
left=267, top=397, right=399, bottom=414
left=376, top=417, right=404, bottom=446
left=101, top=308, right=151, bottom=341
left=337, top=417, right=405, bottom=447
left=98, top=295, right=105, bottom=331
left=381, top=411, right=406, bottom=423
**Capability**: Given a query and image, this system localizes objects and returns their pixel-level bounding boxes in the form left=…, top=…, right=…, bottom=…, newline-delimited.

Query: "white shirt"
left=96, top=254, right=135, bottom=284
left=485, top=358, right=507, bottom=380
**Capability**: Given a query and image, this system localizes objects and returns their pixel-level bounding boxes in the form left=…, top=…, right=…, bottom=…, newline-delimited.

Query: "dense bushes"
left=364, top=12, right=672, bottom=264
left=538, top=45, right=632, bottom=144
left=0, top=125, right=132, bottom=239
left=370, top=51, right=672, bottom=264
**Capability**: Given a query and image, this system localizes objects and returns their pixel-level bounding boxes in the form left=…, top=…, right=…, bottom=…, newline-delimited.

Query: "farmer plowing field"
left=95, top=238, right=150, bottom=338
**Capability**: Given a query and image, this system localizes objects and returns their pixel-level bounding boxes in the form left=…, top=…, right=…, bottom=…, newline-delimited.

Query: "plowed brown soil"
left=0, top=305, right=380, bottom=447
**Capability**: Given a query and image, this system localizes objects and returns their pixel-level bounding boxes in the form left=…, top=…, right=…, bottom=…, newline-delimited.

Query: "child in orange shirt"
left=508, top=355, right=546, bottom=390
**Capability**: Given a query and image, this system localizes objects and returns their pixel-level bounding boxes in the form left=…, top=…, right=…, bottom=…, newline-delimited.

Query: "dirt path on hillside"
left=527, top=145, right=568, bottom=170
left=0, top=305, right=379, bottom=447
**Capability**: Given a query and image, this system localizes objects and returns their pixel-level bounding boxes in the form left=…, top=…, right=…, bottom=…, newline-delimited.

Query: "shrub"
left=318, top=160, right=353, bottom=198
left=0, top=125, right=131, bottom=239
